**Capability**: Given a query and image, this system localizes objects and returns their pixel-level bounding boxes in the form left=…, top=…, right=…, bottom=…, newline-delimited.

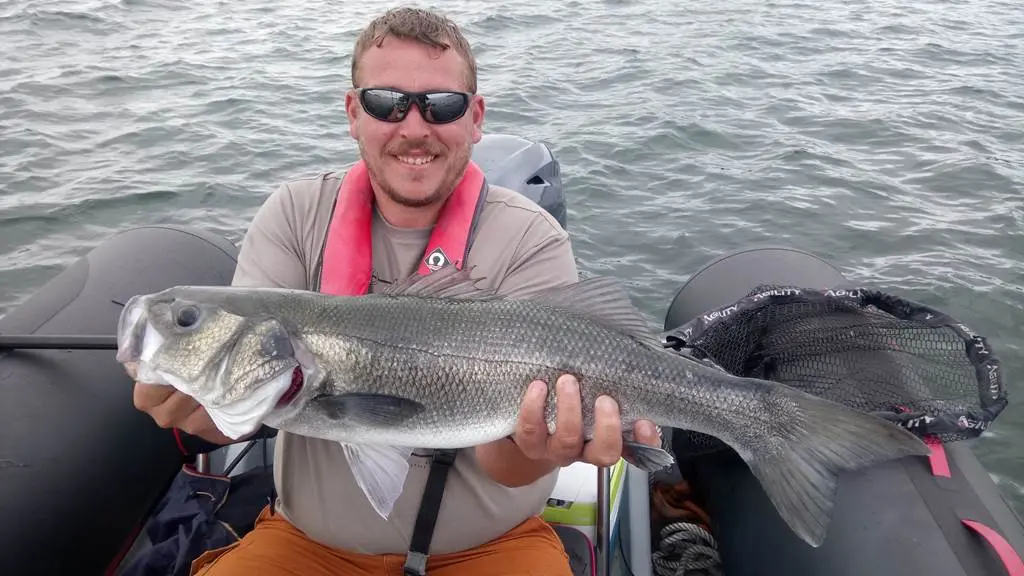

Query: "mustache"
left=386, top=140, right=445, bottom=156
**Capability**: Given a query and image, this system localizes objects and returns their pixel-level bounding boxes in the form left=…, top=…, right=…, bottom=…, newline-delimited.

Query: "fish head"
left=116, top=287, right=307, bottom=439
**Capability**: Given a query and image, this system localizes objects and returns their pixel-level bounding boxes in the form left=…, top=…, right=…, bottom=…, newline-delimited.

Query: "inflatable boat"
left=1, top=133, right=1023, bottom=576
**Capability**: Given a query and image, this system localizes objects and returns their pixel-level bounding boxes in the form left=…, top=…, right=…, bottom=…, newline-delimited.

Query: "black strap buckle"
left=402, top=448, right=458, bottom=576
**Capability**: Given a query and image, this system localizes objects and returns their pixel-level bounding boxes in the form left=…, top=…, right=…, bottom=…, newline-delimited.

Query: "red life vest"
left=316, top=159, right=488, bottom=296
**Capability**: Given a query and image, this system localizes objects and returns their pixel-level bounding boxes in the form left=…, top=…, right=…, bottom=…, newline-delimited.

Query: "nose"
left=397, top=102, right=431, bottom=139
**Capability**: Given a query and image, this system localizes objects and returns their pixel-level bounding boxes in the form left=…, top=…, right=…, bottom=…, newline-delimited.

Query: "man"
left=133, top=7, right=660, bottom=575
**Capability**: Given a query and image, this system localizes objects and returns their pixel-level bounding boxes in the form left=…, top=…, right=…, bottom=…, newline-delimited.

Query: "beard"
left=360, top=138, right=473, bottom=208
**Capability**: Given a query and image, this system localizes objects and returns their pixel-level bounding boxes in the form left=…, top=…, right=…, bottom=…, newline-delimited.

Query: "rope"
left=648, top=472, right=723, bottom=576
left=652, top=522, right=723, bottom=576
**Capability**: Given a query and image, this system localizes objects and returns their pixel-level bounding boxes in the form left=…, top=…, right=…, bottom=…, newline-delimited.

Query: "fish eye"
left=174, top=305, right=201, bottom=329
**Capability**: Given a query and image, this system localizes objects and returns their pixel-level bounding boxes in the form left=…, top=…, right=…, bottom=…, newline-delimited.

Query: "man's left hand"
left=512, top=373, right=661, bottom=467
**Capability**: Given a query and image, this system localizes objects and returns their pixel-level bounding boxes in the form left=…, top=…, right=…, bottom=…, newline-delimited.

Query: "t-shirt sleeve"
left=232, top=183, right=310, bottom=290
left=496, top=213, right=579, bottom=298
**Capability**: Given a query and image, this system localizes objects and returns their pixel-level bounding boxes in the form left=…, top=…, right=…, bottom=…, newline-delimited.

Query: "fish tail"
left=739, top=383, right=930, bottom=548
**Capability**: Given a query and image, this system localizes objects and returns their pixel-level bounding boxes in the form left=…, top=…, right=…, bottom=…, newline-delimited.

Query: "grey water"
left=2, top=0, right=1023, bottom=543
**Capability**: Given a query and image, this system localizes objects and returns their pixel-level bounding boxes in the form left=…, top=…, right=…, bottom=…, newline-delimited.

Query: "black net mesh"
left=665, top=284, right=1007, bottom=455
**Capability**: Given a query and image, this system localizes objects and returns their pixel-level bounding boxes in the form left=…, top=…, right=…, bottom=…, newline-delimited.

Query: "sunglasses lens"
left=421, top=92, right=469, bottom=123
left=359, top=89, right=470, bottom=124
left=360, top=89, right=410, bottom=122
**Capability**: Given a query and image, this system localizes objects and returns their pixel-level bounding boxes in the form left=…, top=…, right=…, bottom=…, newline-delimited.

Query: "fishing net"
left=663, top=284, right=1007, bottom=455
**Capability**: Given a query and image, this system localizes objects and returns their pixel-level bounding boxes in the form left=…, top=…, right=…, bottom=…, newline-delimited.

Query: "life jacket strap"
left=403, top=449, right=459, bottom=576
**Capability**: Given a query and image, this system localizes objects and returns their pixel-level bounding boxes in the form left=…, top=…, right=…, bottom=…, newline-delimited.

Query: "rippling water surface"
left=2, top=0, right=1024, bottom=521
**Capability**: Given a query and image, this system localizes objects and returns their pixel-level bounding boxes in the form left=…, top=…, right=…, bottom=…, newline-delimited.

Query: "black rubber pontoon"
left=0, top=226, right=240, bottom=576
left=663, top=247, right=1024, bottom=576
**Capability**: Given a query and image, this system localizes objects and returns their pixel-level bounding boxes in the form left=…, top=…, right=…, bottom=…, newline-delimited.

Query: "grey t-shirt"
left=231, top=169, right=579, bottom=555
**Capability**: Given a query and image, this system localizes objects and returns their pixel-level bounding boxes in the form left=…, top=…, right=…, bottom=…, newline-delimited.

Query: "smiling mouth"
left=395, top=154, right=437, bottom=166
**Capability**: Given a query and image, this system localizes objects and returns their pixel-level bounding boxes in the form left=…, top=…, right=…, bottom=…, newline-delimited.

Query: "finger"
left=133, top=382, right=174, bottom=412
left=180, top=405, right=215, bottom=436
left=582, top=395, right=623, bottom=467
left=547, top=374, right=584, bottom=465
left=148, top=391, right=200, bottom=429
left=513, top=380, right=549, bottom=460
left=182, top=408, right=235, bottom=445
left=632, top=419, right=662, bottom=448
left=199, top=427, right=238, bottom=446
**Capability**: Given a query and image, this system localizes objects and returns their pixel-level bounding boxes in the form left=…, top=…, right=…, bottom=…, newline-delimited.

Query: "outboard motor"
left=472, top=134, right=567, bottom=229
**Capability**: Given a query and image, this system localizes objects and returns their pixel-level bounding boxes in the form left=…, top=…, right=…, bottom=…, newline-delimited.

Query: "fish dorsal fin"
left=529, top=276, right=656, bottom=342
left=382, top=265, right=502, bottom=301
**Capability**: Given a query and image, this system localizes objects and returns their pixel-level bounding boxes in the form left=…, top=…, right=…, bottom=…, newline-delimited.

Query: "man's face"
left=345, top=37, right=485, bottom=211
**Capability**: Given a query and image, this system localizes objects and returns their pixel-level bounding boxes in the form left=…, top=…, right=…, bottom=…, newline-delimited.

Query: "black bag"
left=119, top=463, right=276, bottom=576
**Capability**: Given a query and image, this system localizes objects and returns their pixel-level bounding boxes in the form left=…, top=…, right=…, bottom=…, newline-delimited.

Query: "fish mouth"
left=116, top=293, right=175, bottom=385
left=116, top=294, right=166, bottom=382
left=116, top=294, right=146, bottom=366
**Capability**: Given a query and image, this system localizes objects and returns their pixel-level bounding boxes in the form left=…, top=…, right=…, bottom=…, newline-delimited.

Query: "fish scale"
left=116, top=265, right=931, bottom=548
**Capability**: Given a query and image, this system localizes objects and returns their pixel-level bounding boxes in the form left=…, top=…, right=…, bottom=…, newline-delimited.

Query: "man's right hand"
left=133, top=382, right=237, bottom=446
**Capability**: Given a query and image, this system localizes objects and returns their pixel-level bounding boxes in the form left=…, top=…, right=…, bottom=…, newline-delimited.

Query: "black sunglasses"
left=357, top=87, right=472, bottom=125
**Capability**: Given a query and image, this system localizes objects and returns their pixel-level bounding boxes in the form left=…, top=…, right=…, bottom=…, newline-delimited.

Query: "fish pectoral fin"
left=315, top=393, right=425, bottom=426
left=341, top=443, right=415, bottom=519
left=621, top=440, right=675, bottom=472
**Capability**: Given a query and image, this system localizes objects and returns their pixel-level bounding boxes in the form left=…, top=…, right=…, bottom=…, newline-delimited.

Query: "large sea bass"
left=115, top=265, right=929, bottom=547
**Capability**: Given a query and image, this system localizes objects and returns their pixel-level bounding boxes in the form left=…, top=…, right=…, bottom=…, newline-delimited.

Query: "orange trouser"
left=191, top=505, right=574, bottom=576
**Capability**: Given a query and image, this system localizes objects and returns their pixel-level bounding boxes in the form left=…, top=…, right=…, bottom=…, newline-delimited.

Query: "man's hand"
left=475, top=374, right=661, bottom=487
left=514, top=374, right=660, bottom=467
left=133, top=382, right=237, bottom=446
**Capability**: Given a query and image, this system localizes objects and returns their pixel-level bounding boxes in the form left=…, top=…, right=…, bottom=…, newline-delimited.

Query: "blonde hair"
left=351, top=7, right=478, bottom=93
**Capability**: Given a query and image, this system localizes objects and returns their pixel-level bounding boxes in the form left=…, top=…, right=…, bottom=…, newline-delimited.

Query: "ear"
left=345, top=89, right=360, bottom=140
left=470, top=94, right=485, bottom=144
